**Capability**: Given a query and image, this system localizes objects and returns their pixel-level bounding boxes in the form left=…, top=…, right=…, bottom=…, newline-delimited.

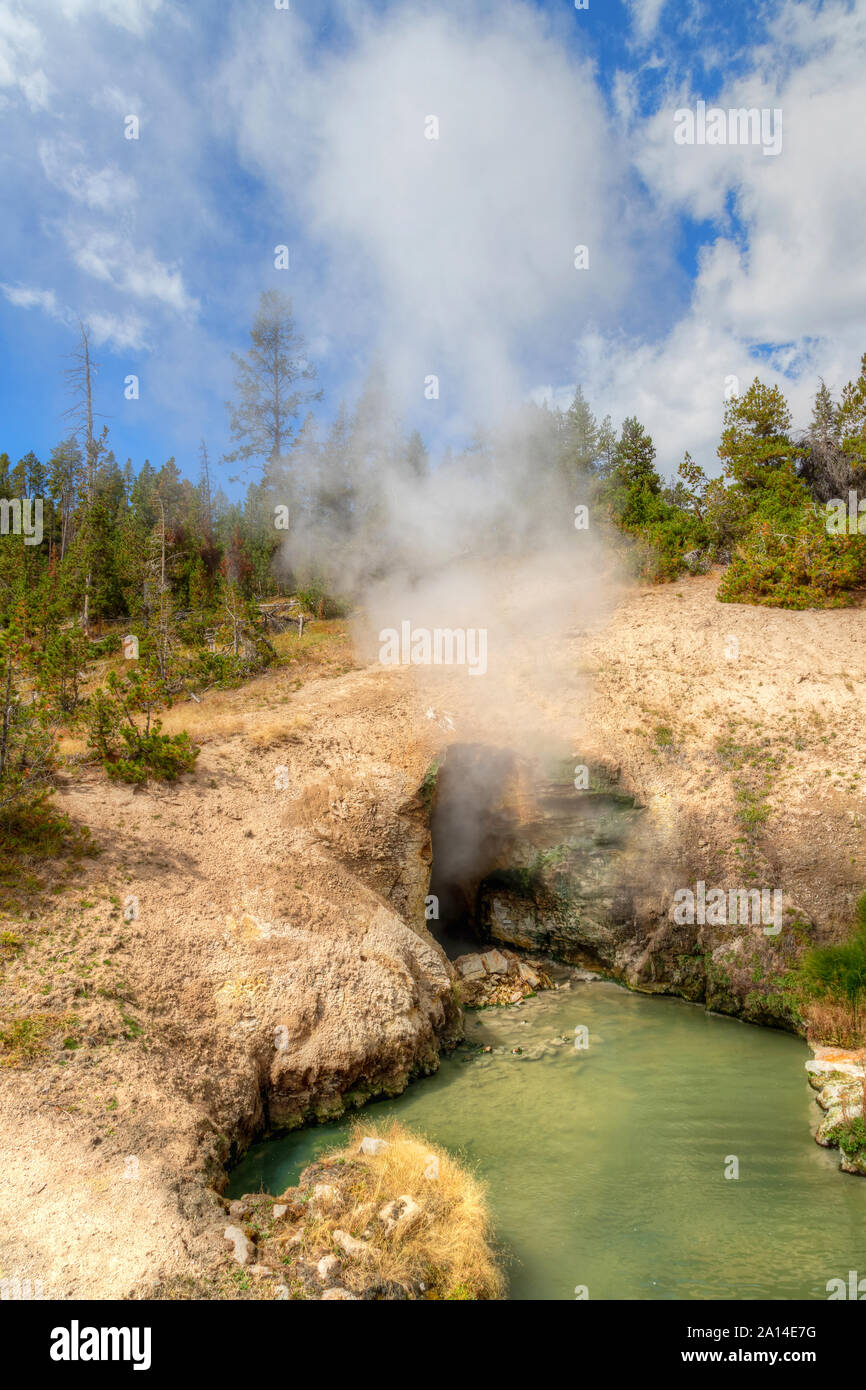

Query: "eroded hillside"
left=0, top=572, right=864, bottom=1298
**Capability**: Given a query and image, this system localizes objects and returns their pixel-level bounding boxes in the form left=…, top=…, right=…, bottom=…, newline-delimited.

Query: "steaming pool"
left=227, top=977, right=866, bottom=1300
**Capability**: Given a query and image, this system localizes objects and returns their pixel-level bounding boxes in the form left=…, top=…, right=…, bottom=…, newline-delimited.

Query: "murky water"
left=228, top=978, right=866, bottom=1300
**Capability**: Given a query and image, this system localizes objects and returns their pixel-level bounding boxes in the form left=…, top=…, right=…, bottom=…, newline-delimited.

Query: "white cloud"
left=0, top=2, right=50, bottom=108
left=85, top=308, right=148, bottom=350
left=543, top=0, right=866, bottom=471
left=624, top=0, right=668, bottom=44
left=39, top=139, right=138, bottom=209
left=0, top=282, right=65, bottom=320
left=221, top=1, right=650, bottom=427
left=67, top=230, right=198, bottom=315
left=57, top=0, right=165, bottom=36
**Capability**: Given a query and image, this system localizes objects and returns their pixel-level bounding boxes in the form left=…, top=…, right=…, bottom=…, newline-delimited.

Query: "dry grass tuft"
left=805, top=997, right=866, bottom=1049
left=246, top=712, right=312, bottom=750
left=298, top=1120, right=504, bottom=1300
left=158, top=702, right=246, bottom=743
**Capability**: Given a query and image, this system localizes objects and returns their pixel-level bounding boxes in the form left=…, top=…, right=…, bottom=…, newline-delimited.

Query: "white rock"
left=378, top=1194, right=423, bottom=1237
left=321, top=1287, right=360, bottom=1300
left=313, top=1183, right=340, bottom=1210
left=272, top=1204, right=288, bottom=1219
left=224, top=1225, right=254, bottom=1265
left=332, top=1228, right=373, bottom=1260
left=317, top=1254, right=341, bottom=1284
left=807, top=1058, right=865, bottom=1081
left=358, top=1136, right=389, bottom=1156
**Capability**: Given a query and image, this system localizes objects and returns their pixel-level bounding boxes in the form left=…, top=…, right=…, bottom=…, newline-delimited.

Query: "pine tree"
left=595, top=415, right=617, bottom=478
left=837, top=352, right=866, bottom=473
left=224, top=290, right=321, bottom=486
left=717, top=378, right=802, bottom=489
left=562, top=386, right=599, bottom=475
left=614, top=417, right=660, bottom=491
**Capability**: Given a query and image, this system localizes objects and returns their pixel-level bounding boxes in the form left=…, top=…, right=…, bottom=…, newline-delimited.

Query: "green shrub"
left=719, top=510, right=866, bottom=609
left=191, top=650, right=248, bottom=689
left=829, top=1115, right=866, bottom=1157
left=294, top=580, right=349, bottom=620
left=87, top=668, right=199, bottom=784
left=104, top=727, right=199, bottom=784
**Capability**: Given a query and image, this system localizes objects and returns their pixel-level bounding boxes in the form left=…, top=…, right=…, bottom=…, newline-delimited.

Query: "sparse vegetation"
left=799, top=891, right=866, bottom=1047
left=253, top=1121, right=504, bottom=1300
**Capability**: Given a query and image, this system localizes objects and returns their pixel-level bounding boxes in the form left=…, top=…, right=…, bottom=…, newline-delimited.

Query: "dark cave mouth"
left=424, top=743, right=519, bottom=961
left=423, top=742, right=642, bottom=966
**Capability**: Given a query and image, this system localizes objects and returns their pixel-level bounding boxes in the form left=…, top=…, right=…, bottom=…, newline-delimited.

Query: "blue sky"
left=1, top=0, right=864, bottom=490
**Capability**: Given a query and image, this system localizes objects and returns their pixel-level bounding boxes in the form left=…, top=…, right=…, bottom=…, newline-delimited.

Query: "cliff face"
left=425, top=568, right=866, bottom=1029
left=426, top=744, right=808, bottom=1029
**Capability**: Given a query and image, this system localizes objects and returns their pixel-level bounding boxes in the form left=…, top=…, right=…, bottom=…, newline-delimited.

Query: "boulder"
left=358, top=1136, right=389, bottom=1157
left=480, top=949, right=509, bottom=975
left=224, top=1225, right=255, bottom=1265
left=455, top=954, right=485, bottom=980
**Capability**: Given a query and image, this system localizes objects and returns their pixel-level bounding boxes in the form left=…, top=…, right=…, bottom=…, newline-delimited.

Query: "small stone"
left=272, top=1203, right=288, bottom=1219
left=249, top=1264, right=276, bottom=1277
left=378, top=1195, right=423, bottom=1237
left=227, top=1200, right=249, bottom=1219
left=224, top=1225, right=255, bottom=1265
left=317, top=1254, right=342, bottom=1284
left=480, top=949, right=508, bottom=975
left=313, top=1183, right=340, bottom=1210
left=332, top=1228, right=373, bottom=1260
left=321, top=1287, right=360, bottom=1300
left=358, top=1136, right=389, bottom=1157
left=455, top=954, right=485, bottom=980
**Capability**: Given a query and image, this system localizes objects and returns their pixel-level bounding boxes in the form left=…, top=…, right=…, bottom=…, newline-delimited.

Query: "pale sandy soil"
left=0, top=571, right=863, bottom=1299
left=580, top=570, right=866, bottom=923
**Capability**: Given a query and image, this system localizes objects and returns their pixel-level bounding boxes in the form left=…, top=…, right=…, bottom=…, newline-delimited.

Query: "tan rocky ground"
left=579, top=568, right=866, bottom=928
left=0, top=570, right=863, bottom=1299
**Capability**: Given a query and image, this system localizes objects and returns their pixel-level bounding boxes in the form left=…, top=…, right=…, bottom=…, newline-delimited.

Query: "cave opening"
left=424, top=742, right=644, bottom=969
left=426, top=743, right=521, bottom=960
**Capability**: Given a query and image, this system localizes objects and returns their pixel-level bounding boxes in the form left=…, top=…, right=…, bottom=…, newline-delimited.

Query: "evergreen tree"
left=561, top=386, right=599, bottom=475
left=224, top=290, right=321, bottom=486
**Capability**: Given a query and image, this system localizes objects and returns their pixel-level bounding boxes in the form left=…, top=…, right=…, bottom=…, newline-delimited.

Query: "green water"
left=228, top=978, right=866, bottom=1300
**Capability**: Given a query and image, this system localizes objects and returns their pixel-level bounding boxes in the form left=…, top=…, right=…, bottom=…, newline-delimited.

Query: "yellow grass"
left=806, top=997, right=866, bottom=1049
left=295, top=1120, right=505, bottom=1300
left=245, top=712, right=312, bottom=749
